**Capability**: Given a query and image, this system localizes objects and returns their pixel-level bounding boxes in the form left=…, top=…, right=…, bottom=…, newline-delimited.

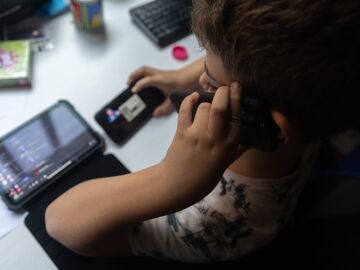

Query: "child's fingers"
left=208, top=86, right=230, bottom=139
left=193, top=102, right=211, bottom=132
left=127, top=66, right=156, bottom=85
left=131, top=77, right=157, bottom=93
left=177, top=92, right=199, bottom=130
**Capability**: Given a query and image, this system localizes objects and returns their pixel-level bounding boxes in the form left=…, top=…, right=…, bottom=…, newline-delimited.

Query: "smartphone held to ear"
left=170, top=91, right=281, bottom=152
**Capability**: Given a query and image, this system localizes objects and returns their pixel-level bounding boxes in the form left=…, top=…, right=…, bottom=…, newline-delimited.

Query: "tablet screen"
left=0, top=101, right=102, bottom=208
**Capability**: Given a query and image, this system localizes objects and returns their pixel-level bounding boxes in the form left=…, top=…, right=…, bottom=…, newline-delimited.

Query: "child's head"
left=192, top=0, right=360, bottom=143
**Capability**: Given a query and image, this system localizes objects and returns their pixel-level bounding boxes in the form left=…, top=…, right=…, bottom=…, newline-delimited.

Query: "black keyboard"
left=129, top=0, right=193, bottom=48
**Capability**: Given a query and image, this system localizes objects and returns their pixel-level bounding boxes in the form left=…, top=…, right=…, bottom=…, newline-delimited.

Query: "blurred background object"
left=0, top=0, right=48, bottom=25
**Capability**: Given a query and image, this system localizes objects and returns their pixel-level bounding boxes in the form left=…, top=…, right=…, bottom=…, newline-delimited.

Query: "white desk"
left=0, top=1, right=204, bottom=269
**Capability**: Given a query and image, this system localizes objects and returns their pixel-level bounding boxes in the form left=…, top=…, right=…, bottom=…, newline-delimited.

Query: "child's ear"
left=271, top=109, right=292, bottom=144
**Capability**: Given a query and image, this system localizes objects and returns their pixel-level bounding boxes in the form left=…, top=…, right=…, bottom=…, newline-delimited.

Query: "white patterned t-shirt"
left=128, top=145, right=318, bottom=262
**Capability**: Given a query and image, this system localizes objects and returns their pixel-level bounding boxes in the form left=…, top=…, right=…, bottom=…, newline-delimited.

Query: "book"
left=0, top=40, right=32, bottom=87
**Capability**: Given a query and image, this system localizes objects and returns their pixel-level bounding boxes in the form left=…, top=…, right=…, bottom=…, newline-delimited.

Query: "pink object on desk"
left=172, top=45, right=188, bottom=61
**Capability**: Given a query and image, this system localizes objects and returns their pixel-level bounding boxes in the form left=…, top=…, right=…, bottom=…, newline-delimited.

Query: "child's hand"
left=161, top=82, right=247, bottom=203
left=127, top=66, right=185, bottom=117
left=127, top=59, right=205, bottom=117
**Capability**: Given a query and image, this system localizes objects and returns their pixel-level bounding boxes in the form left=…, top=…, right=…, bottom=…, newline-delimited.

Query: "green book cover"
left=0, top=40, right=32, bottom=87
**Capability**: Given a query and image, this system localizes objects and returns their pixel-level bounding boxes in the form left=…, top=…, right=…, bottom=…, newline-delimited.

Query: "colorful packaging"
left=0, top=40, right=32, bottom=88
left=70, top=0, right=103, bottom=31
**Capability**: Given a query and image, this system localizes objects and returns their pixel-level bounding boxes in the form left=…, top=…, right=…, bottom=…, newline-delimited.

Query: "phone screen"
left=170, top=91, right=280, bottom=152
left=0, top=101, right=103, bottom=210
left=95, top=86, right=165, bottom=145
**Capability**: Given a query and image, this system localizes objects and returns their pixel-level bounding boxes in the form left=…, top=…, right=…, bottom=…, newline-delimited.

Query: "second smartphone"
left=95, top=86, right=165, bottom=145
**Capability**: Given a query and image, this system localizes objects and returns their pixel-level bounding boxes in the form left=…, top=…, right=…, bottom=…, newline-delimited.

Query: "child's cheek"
left=198, top=72, right=209, bottom=91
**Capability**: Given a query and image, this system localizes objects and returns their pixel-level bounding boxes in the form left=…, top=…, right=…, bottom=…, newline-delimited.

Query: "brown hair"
left=192, top=0, right=360, bottom=142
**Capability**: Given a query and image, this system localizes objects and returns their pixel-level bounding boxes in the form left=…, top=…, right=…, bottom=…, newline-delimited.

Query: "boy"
left=45, top=0, right=360, bottom=262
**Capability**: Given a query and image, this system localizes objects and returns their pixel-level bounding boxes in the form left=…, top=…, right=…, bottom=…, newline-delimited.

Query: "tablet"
left=0, top=101, right=104, bottom=211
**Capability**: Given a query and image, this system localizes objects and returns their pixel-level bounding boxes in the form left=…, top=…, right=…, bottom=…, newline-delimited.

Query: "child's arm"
left=128, top=57, right=205, bottom=116
left=45, top=83, right=245, bottom=257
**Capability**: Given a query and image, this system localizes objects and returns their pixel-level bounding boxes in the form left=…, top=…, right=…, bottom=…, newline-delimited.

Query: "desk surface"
left=0, top=1, right=204, bottom=269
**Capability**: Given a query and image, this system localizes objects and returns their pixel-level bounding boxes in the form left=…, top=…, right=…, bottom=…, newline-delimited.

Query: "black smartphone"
left=0, top=101, right=104, bottom=211
left=95, top=86, right=165, bottom=145
left=170, top=91, right=281, bottom=152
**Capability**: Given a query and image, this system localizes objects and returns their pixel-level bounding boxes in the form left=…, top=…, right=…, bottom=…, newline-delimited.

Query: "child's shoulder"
left=228, top=143, right=320, bottom=181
